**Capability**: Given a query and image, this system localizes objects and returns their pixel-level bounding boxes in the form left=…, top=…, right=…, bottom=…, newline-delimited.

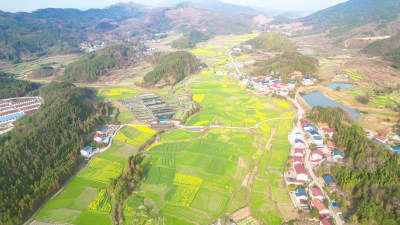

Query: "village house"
left=310, top=199, right=329, bottom=216
left=302, top=77, right=315, bottom=86
left=332, top=150, right=344, bottom=160
left=170, top=119, right=182, bottom=126
left=215, top=71, right=228, bottom=76
left=294, top=139, right=305, bottom=148
left=322, top=128, right=334, bottom=138
left=294, top=164, right=308, bottom=181
left=291, top=71, right=303, bottom=79
left=375, top=136, right=389, bottom=144
left=323, top=175, right=337, bottom=191
left=288, top=82, right=296, bottom=89
left=97, top=126, right=108, bottom=134
left=320, top=218, right=334, bottom=225
left=293, top=156, right=303, bottom=165
left=312, top=135, right=324, bottom=148
left=327, top=141, right=335, bottom=151
left=296, top=188, right=308, bottom=208
left=94, top=133, right=105, bottom=143
left=304, top=123, right=314, bottom=132
left=81, top=146, right=94, bottom=157
left=309, top=130, right=319, bottom=137
left=311, top=149, right=324, bottom=162
left=310, top=187, right=325, bottom=200
left=301, top=120, right=309, bottom=127
left=294, top=148, right=305, bottom=157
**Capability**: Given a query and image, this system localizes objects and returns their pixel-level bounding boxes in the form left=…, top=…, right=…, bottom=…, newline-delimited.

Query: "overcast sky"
left=0, top=0, right=347, bottom=13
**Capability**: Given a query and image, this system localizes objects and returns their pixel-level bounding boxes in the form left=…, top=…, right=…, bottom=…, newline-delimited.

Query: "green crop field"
left=185, top=75, right=289, bottom=127
left=35, top=126, right=155, bottom=224
left=160, top=129, right=201, bottom=141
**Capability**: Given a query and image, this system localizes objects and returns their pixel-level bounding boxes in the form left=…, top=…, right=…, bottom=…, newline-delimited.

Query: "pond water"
left=326, top=83, right=354, bottom=90
left=301, top=90, right=361, bottom=119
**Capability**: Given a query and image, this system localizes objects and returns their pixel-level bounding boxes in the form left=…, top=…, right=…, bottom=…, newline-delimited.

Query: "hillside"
left=0, top=4, right=149, bottom=61
left=0, top=82, right=107, bottom=224
left=171, top=30, right=211, bottom=49
left=299, top=0, right=400, bottom=36
left=143, top=51, right=201, bottom=86
left=364, top=35, right=400, bottom=68
left=244, top=32, right=296, bottom=51
left=62, top=43, right=145, bottom=82
left=251, top=51, right=319, bottom=80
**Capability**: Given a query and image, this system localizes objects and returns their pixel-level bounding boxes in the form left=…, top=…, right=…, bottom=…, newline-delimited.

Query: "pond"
left=301, top=90, right=361, bottom=119
left=326, top=83, right=354, bottom=90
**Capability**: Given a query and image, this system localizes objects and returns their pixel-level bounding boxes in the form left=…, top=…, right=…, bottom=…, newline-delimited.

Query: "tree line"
left=0, top=82, right=108, bottom=224
left=307, top=106, right=400, bottom=225
left=0, top=72, right=41, bottom=99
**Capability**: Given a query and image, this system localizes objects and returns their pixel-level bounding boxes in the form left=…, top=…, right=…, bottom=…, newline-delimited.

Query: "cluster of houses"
left=0, top=97, right=42, bottom=134
left=239, top=74, right=295, bottom=97
left=151, top=118, right=182, bottom=129
left=143, top=47, right=157, bottom=56
left=370, top=131, right=400, bottom=153
left=286, top=120, right=344, bottom=224
left=81, top=125, right=116, bottom=157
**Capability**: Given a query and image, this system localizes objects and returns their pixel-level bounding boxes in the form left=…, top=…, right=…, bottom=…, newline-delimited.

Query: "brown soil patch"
left=242, top=173, right=250, bottom=187
left=238, top=157, right=249, bottom=168
left=277, top=203, right=298, bottom=221
left=232, top=206, right=251, bottom=222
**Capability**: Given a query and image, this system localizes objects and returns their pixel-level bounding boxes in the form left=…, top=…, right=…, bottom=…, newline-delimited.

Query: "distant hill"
left=143, top=51, right=201, bottom=86
left=364, top=35, right=400, bottom=68
left=245, top=32, right=297, bottom=51
left=0, top=1, right=256, bottom=61
left=299, top=0, right=400, bottom=36
left=157, top=0, right=262, bottom=16
left=62, top=43, right=145, bottom=82
left=171, top=30, right=211, bottom=49
left=0, top=4, right=149, bottom=61
left=251, top=51, right=319, bottom=80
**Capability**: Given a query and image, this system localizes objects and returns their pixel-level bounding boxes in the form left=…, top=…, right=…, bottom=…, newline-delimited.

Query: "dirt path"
left=262, top=129, right=285, bottom=222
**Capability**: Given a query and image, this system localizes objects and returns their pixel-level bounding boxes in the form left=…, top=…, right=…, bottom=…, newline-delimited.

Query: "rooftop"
left=296, top=188, right=307, bottom=197
left=295, top=139, right=303, bottom=143
left=312, top=149, right=323, bottom=156
left=0, top=113, right=24, bottom=123
left=323, top=175, right=336, bottom=185
left=311, top=199, right=328, bottom=212
left=320, top=218, right=334, bottom=225
left=82, top=146, right=92, bottom=152
left=333, top=150, right=344, bottom=157
left=294, top=164, right=307, bottom=175
left=311, top=187, right=324, bottom=197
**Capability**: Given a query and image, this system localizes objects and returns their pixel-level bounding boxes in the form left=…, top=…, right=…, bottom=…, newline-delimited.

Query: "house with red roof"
left=310, top=187, right=324, bottom=200
left=320, top=218, right=334, bottom=225
left=311, top=149, right=324, bottom=161
left=294, top=164, right=308, bottom=181
left=301, top=120, right=309, bottom=127
left=375, top=136, right=389, bottom=144
left=94, top=133, right=105, bottom=143
left=310, top=199, right=329, bottom=216
left=293, top=156, right=303, bottom=165
left=293, top=148, right=305, bottom=157
left=322, top=128, right=334, bottom=138
left=327, top=141, right=335, bottom=151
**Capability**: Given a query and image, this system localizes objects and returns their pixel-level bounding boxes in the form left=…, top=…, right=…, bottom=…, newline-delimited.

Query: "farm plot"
left=129, top=129, right=259, bottom=224
left=342, top=69, right=363, bottom=81
left=160, top=129, right=201, bottom=141
left=89, top=189, right=112, bottom=214
left=185, top=75, right=289, bottom=127
left=36, top=126, right=155, bottom=225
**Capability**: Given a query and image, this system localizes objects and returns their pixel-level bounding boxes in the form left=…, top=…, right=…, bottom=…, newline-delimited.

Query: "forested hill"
left=0, top=82, right=108, bottom=224
left=0, top=72, right=40, bottom=98
left=244, top=32, right=296, bottom=51
left=251, top=51, right=319, bottom=80
left=0, top=4, right=149, bottom=61
left=307, top=106, right=400, bottom=225
left=143, top=51, right=201, bottom=86
left=62, top=43, right=145, bottom=82
left=298, top=0, right=400, bottom=36
left=364, top=35, right=400, bottom=68
left=171, top=30, right=211, bottom=49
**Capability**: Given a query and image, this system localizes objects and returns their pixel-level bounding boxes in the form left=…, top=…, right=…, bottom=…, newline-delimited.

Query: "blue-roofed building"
left=81, top=146, right=94, bottom=157
left=333, top=150, right=344, bottom=159
left=0, top=113, right=24, bottom=123
left=159, top=119, right=168, bottom=122
left=296, top=188, right=308, bottom=208
left=392, top=146, right=400, bottom=153
left=304, top=123, right=314, bottom=131
left=295, top=139, right=303, bottom=143
left=98, top=126, right=108, bottom=133
left=310, top=130, right=319, bottom=136
left=323, top=175, right=337, bottom=191
left=312, top=135, right=324, bottom=148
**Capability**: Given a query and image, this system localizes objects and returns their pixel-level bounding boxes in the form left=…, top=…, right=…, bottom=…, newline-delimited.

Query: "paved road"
left=292, top=99, right=343, bottom=225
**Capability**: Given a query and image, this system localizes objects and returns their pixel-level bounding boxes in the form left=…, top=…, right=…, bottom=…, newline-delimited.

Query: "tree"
left=310, top=209, right=319, bottom=218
